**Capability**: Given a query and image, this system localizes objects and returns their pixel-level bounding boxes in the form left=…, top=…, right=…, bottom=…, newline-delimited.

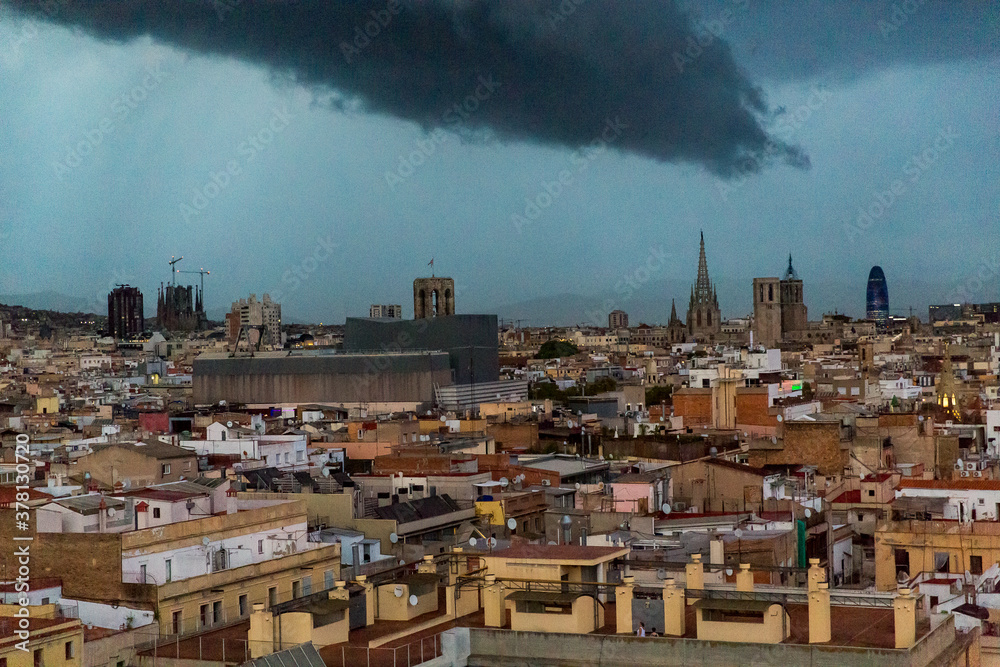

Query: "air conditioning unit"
left=955, top=463, right=964, bottom=471
left=961, top=471, right=970, bottom=477
left=973, top=471, right=983, bottom=477
left=672, top=501, right=687, bottom=512
left=967, top=462, right=976, bottom=471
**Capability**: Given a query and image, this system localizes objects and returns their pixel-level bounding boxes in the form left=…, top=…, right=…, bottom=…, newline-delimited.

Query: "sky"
left=0, top=0, right=998, bottom=325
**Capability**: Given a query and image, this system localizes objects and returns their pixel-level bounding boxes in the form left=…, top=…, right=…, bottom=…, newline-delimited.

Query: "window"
left=165, top=559, right=172, bottom=582
left=161, top=463, right=171, bottom=476
left=325, top=570, right=335, bottom=590
left=971, top=555, right=983, bottom=576
left=302, top=576, right=312, bottom=596
left=34, top=649, right=42, bottom=667
left=65, top=640, right=74, bottom=659
left=239, top=594, right=248, bottom=617
left=200, top=604, right=209, bottom=628
left=867, top=489, right=875, bottom=497
left=292, top=580, right=302, bottom=598
left=268, top=587, right=278, bottom=607
left=213, top=600, right=223, bottom=624
left=934, top=552, right=950, bottom=573
left=296, top=451, right=304, bottom=462
left=172, top=610, right=182, bottom=634
left=139, top=564, right=147, bottom=583
left=258, top=539, right=264, bottom=555
left=153, top=507, right=161, bottom=519
left=284, top=453, right=290, bottom=464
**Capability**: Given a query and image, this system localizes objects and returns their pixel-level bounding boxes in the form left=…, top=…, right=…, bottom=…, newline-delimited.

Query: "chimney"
left=808, top=582, right=831, bottom=643
left=662, top=578, right=686, bottom=637
left=248, top=604, right=275, bottom=659
left=685, top=553, right=704, bottom=590
left=736, top=563, right=754, bottom=592
left=894, top=588, right=917, bottom=649
left=807, top=558, right=825, bottom=592
left=615, top=576, right=635, bottom=635
left=709, top=535, right=724, bottom=566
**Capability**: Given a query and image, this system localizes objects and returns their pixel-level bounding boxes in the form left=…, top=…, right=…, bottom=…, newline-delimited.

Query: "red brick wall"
left=735, top=391, right=777, bottom=428
left=673, top=390, right=712, bottom=427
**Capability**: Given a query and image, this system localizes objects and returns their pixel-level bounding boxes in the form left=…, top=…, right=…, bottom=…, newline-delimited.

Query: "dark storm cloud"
left=699, top=0, right=1000, bottom=81
left=6, top=0, right=808, bottom=177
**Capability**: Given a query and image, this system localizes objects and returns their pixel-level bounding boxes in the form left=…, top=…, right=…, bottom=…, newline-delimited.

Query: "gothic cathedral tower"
left=686, top=231, right=722, bottom=342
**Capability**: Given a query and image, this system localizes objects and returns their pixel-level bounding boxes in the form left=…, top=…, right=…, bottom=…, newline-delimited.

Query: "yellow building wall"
left=509, top=596, right=602, bottom=635
left=278, top=612, right=313, bottom=647
left=310, top=613, right=350, bottom=646
left=376, top=584, right=438, bottom=621
left=156, top=546, right=341, bottom=634
left=0, top=622, right=83, bottom=667
left=875, top=523, right=1000, bottom=591
left=35, top=396, right=59, bottom=415
left=695, top=605, right=790, bottom=644
left=476, top=501, right=506, bottom=526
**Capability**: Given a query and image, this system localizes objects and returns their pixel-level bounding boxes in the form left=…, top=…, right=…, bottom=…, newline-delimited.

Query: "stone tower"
left=686, top=232, right=722, bottom=341
left=780, top=254, right=807, bottom=334
left=752, top=277, right=782, bottom=347
left=413, top=277, right=455, bottom=319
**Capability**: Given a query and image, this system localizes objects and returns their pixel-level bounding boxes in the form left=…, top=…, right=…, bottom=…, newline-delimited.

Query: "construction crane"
left=175, top=268, right=211, bottom=296
left=168, top=256, right=184, bottom=285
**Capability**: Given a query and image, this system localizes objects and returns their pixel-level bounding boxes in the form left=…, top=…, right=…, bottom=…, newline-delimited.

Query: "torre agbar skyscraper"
left=866, top=265, right=889, bottom=332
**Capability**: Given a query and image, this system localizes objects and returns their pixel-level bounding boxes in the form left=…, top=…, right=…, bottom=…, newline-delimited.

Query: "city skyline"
left=1, top=1, right=997, bottom=324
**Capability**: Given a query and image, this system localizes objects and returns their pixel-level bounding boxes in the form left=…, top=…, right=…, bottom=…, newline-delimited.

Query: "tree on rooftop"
left=536, top=339, right=579, bottom=359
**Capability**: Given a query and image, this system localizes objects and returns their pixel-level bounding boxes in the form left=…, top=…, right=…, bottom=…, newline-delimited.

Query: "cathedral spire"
left=670, top=299, right=678, bottom=323
left=694, top=230, right=713, bottom=304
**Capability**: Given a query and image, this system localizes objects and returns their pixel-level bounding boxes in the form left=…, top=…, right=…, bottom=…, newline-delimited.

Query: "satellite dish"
left=776, top=415, right=783, bottom=422
left=575, top=482, right=581, bottom=490
left=499, top=477, right=509, bottom=488
left=398, top=559, right=405, bottom=566
left=733, top=529, right=743, bottom=539
left=394, top=585, right=404, bottom=598
left=469, top=537, right=478, bottom=548
left=122, top=480, right=131, bottom=489
left=389, top=533, right=399, bottom=544
left=409, top=594, right=418, bottom=606
left=957, top=458, right=964, bottom=469
left=202, top=537, right=211, bottom=546
left=547, top=541, right=557, bottom=546
left=487, top=537, right=497, bottom=548
left=507, top=518, right=517, bottom=530
left=661, top=503, right=671, bottom=515
left=897, top=570, right=909, bottom=584
left=322, top=467, right=331, bottom=477
left=107, top=507, right=116, bottom=518
left=227, top=421, right=233, bottom=428
left=804, top=508, right=813, bottom=518
left=84, top=472, right=91, bottom=480
left=918, top=415, right=925, bottom=422
left=725, top=568, right=734, bottom=576
left=656, top=569, right=667, bottom=580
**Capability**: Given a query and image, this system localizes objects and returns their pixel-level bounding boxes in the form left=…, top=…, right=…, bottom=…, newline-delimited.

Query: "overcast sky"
left=0, top=1, right=997, bottom=324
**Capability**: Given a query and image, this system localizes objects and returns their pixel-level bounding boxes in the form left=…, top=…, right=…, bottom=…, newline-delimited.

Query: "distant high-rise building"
left=608, top=310, right=628, bottom=329
left=157, top=283, right=206, bottom=331
left=370, top=304, right=403, bottom=319
left=107, top=285, right=144, bottom=339
left=686, top=231, right=722, bottom=342
left=866, top=266, right=889, bottom=332
left=227, top=294, right=281, bottom=349
left=413, top=277, right=455, bottom=319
